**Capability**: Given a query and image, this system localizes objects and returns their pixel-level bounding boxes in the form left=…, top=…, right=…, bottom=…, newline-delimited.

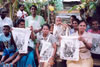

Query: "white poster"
left=60, top=36, right=80, bottom=61
left=12, top=28, right=31, bottom=54
left=90, top=33, right=100, bottom=54
left=40, top=40, right=54, bottom=62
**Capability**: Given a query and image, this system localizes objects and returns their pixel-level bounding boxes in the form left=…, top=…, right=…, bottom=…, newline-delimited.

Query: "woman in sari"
left=67, top=20, right=93, bottom=67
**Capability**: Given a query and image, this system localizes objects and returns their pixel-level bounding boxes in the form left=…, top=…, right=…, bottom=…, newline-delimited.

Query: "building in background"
left=63, top=0, right=80, bottom=2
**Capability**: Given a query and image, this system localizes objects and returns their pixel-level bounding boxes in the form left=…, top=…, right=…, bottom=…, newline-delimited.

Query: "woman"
left=70, top=15, right=76, bottom=24
left=36, top=24, right=57, bottom=67
left=70, top=19, right=79, bottom=35
left=67, top=20, right=93, bottom=67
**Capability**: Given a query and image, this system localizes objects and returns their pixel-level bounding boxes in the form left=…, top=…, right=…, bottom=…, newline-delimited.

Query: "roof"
left=63, top=0, right=80, bottom=2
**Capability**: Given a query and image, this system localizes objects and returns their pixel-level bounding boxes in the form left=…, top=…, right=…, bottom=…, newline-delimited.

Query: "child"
left=0, top=24, right=16, bottom=64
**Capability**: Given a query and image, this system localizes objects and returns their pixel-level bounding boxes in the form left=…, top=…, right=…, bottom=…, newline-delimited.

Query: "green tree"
left=68, top=0, right=97, bottom=20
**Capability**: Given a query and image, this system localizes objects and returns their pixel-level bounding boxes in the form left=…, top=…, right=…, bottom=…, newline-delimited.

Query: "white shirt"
left=0, top=17, right=13, bottom=34
left=25, top=15, right=45, bottom=30
left=17, top=10, right=27, bottom=19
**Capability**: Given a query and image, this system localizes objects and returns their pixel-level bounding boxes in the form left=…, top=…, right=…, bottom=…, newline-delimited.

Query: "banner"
left=60, top=36, right=80, bottom=61
left=12, top=28, right=31, bottom=54
left=90, top=33, right=100, bottom=54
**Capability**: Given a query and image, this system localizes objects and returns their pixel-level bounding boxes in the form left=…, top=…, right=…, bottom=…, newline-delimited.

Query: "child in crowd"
left=0, top=24, right=16, bottom=64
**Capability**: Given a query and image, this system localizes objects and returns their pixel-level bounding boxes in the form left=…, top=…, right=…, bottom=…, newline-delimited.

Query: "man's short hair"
left=3, top=25, right=11, bottom=30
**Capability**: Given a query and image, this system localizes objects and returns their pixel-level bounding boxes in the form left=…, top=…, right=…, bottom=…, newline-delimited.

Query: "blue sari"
left=0, top=50, right=36, bottom=67
left=17, top=49, right=36, bottom=67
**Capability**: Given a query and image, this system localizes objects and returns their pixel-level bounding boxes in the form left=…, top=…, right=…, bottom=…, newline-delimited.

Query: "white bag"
left=90, top=33, right=100, bottom=54
left=12, top=28, right=31, bottom=54
left=60, top=36, right=80, bottom=61
left=40, top=35, right=54, bottom=62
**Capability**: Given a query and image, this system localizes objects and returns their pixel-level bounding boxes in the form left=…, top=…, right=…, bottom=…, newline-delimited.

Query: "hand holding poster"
left=12, top=28, right=31, bottom=54
left=60, top=36, right=80, bottom=61
left=90, top=33, right=100, bottom=54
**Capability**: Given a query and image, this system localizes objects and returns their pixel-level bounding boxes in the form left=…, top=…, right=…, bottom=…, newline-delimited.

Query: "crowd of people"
left=0, top=4, right=100, bottom=67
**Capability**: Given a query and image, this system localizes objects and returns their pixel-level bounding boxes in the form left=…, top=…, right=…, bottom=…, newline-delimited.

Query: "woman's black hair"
left=79, top=20, right=87, bottom=25
left=42, top=24, right=50, bottom=30
left=71, top=15, right=76, bottom=19
left=30, top=5, right=37, bottom=10
left=17, top=19, right=25, bottom=25
left=14, top=19, right=25, bottom=27
left=72, top=18, right=80, bottom=24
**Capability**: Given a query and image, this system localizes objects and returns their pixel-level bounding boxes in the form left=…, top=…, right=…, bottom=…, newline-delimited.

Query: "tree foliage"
left=68, top=0, right=97, bottom=20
